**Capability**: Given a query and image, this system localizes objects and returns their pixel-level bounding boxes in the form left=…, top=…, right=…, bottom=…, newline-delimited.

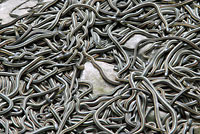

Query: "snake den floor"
left=0, top=0, right=200, bottom=134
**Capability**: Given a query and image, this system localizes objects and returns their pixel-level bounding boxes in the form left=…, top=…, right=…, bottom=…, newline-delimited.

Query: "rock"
left=146, top=107, right=166, bottom=122
left=80, top=61, right=117, bottom=96
left=0, top=0, right=53, bottom=24
left=194, top=126, right=200, bottom=134
left=124, top=34, right=147, bottom=49
left=43, top=0, right=53, bottom=2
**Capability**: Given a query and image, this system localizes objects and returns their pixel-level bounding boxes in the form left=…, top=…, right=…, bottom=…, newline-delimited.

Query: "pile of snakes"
left=0, top=0, right=200, bottom=133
